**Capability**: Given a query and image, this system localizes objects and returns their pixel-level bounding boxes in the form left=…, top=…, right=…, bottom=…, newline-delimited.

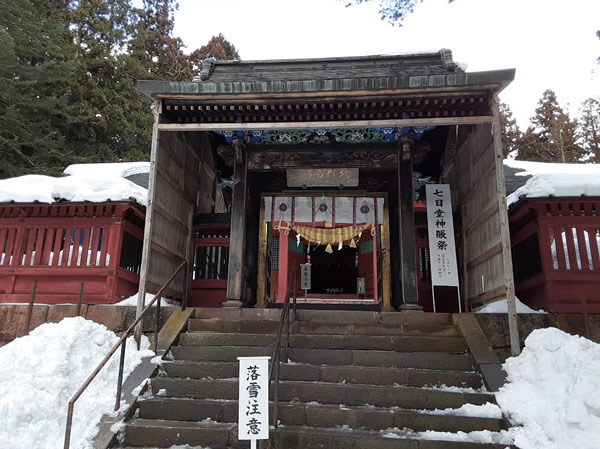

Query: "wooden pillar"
left=372, top=227, right=379, bottom=304
left=492, top=96, right=520, bottom=354
left=276, top=229, right=289, bottom=303
left=225, top=140, right=247, bottom=307
left=397, top=138, right=421, bottom=309
left=135, top=100, right=160, bottom=345
left=256, top=203, right=268, bottom=307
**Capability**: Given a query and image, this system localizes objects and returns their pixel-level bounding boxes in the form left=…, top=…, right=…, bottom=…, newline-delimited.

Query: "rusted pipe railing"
left=63, top=260, right=187, bottom=449
left=269, top=264, right=298, bottom=428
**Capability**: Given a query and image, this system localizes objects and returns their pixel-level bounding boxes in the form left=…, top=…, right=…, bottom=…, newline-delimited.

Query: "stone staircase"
left=116, top=308, right=512, bottom=448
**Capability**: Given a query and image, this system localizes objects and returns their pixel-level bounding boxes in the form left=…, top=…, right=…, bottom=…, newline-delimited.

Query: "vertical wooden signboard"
left=238, top=356, right=270, bottom=448
left=425, top=184, right=461, bottom=312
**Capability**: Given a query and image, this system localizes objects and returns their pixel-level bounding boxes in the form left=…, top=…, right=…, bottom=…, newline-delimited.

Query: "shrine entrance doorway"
left=258, top=193, right=392, bottom=309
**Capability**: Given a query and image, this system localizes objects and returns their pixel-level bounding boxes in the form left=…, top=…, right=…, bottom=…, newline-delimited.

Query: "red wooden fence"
left=190, top=225, right=229, bottom=307
left=509, top=198, right=600, bottom=313
left=0, top=202, right=144, bottom=304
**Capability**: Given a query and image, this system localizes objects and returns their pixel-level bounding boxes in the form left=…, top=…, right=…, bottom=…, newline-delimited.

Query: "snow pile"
left=0, top=317, right=154, bottom=449
left=115, top=292, right=180, bottom=307
left=507, top=173, right=600, bottom=206
left=421, top=402, right=503, bottom=419
left=496, top=328, right=600, bottom=449
left=417, top=429, right=511, bottom=444
left=474, top=297, right=546, bottom=314
left=380, top=427, right=511, bottom=444
left=64, top=162, right=150, bottom=178
left=0, top=174, right=147, bottom=206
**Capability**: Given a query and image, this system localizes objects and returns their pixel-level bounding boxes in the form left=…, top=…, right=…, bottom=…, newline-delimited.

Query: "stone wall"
left=0, top=304, right=177, bottom=344
left=475, top=313, right=600, bottom=362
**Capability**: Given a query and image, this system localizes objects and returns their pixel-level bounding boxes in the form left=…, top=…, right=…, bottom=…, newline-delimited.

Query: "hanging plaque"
left=287, top=168, right=359, bottom=187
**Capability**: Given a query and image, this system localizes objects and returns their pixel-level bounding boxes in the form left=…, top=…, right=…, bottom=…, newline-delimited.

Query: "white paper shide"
left=425, top=184, right=459, bottom=287
left=238, top=356, right=270, bottom=441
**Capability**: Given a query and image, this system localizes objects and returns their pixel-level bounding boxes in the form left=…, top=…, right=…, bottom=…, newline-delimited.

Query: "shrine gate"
left=136, top=50, right=518, bottom=326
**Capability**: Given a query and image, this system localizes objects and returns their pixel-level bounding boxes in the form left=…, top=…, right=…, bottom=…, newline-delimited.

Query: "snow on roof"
left=0, top=174, right=147, bottom=206
left=504, top=159, right=600, bottom=176
left=506, top=173, right=600, bottom=207
left=63, top=162, right=149, bottom=178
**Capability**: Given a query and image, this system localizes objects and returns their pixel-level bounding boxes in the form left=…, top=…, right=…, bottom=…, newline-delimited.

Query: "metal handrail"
left=63, top=260, right=188, bottom=449
left=269, top=264, right=298, bottom=428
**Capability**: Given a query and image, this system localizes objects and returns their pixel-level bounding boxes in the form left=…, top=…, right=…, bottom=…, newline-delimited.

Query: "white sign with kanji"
left=238, top=356, right=270, bottom=441
left=425, top=184, right=459, bottom=287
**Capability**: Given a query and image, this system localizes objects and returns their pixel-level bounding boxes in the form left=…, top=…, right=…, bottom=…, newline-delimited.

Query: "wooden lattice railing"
left=0, top=202, right=144, bottom=304
left=509, top=198, right=600, bottom=313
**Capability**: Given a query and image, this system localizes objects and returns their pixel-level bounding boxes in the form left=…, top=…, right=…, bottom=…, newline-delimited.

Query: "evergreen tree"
left=0, top=0, right=241, bottom=177
left=499, top=102, right=521, bottom=158
left=517, top=90, right=584, bottom=163
left=189, top=34, right=240, bottom=73
left=0, top=0, right=80, bottom=177
left=578, top=97, right=600, bottom=162
left=63, top=0, right=151, bottom=162
left=130, top=0, right=193, bottom=81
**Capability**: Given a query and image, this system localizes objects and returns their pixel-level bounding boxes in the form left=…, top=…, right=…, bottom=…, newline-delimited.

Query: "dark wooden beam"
left=226, top=141, right=247, bottom=304
left=397, top=137, right=421, bottom=309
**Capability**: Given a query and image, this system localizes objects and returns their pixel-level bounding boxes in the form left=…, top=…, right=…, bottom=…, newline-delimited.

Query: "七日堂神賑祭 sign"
left=425, top=184, right=459, bottom=288
left=238, top=356, right=270, bottom=442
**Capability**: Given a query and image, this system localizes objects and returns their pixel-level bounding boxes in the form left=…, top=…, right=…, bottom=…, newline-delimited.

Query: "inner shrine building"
left=136, top=50, right=516, bottom=313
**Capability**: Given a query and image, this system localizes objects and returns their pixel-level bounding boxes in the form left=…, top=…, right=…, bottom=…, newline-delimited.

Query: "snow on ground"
left=0, top=317, right=154, bottom=449
left=380, top=427, right=512, bottom=444
left=0, top=174, right=147, bottom=206
left=507, top=173, right=600, bottom=206
left=496, top=328, right=600, bottom=449
left=63, top=162, right=150, bottom=178
left=474, top=297, right=547, bottom=314
left=419, top=402, right=503, bottom=419
left=114, top=292, right=180, bottom=307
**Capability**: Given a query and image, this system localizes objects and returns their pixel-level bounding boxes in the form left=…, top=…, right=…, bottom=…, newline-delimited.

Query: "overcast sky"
left=173, top=0, right=600, bottom=127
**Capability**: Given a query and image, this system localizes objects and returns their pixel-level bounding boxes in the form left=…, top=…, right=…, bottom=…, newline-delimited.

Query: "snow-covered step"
left=150, top=378, right=494, bottom=411
left=138, top=397, right=505, bottom=434
left=122, top=421, right=513, bottom=449
left=161, top=360, right=483, bottom=388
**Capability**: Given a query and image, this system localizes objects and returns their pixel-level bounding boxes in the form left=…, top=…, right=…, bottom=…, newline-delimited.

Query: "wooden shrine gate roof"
left=138, top=50, right=514, bottom=125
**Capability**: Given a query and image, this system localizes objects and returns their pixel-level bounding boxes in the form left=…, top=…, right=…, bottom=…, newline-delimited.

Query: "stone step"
left=161, top=361, right=483, bottom=388
left=138, top=397, right=505, bottom=433
left=122, top=420, right=512, bottom=449
left=122, top=418, right=236, bottom=448
left=170, top=345, right=473, bottom=371
left=178, top=332, right=468, bottom=353
left=150, top=378, right=493, bottom=410
left=188, top=318, right=460, bottom=337
left=268, top=425, right=513, bottom=449
left=192, top=308, right=454, bottom=326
